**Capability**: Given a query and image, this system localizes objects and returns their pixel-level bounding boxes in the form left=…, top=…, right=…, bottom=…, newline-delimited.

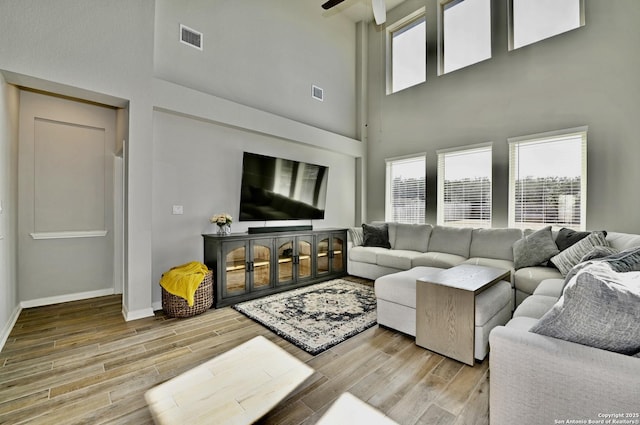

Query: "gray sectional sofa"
left=347, top=223, right=640, bottom=424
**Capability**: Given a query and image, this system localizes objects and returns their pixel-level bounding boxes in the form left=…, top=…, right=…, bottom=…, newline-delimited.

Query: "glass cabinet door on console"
left=316, top=232, right=345, bottom=276
left=331, top=233, right=345, bottom=274
left=221, top=241, right=249, bottom=298
left=276, top=236, right=314, bottom=286
left=250, top=240, right=273, bottom=291
left=221, top=239, right=273, bottom=298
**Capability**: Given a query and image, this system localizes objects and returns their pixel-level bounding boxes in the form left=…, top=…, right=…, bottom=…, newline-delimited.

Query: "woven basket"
left=162, top=270, right=214, bottom=318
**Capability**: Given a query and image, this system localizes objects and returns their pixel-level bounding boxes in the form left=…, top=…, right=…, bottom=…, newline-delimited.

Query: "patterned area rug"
left=233, top=279, right=377, bottom=355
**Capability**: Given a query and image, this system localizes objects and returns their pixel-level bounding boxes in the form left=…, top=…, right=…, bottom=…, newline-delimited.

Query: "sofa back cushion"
left=427, top=226, right=473, bottom=258
left=391, top=223, right=432, bottom=252
left=469, top=228, right=523, bottom=261
left=606, top=232, right=640, bottom=251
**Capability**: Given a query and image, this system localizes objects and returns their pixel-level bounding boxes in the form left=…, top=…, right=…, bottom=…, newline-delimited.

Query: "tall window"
left=385, top=154, right=426, bottom=224
left=439, top=0, right=492, bottom=75
left=387, top=9, right=426, bottom=94
left=508, top=127, right=587, bottom=230
left=509, top=0, right=585, bottom=50
left=437, top=144, right=492, bottom=228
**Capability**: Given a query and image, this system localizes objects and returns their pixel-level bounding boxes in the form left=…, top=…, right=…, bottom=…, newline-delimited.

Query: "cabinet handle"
left=294, top=255, right=299, bottom=265
left=246, top=262, right=251, bottom=272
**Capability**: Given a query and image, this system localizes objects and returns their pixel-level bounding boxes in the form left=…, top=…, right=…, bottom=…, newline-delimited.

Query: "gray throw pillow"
left=550, top=231, right=609, bottom=276
left=362, top=223, right=391, bottom=249
left=531, top=262, right=640, bottom=355
left=512, top=226, right=559, bottom=270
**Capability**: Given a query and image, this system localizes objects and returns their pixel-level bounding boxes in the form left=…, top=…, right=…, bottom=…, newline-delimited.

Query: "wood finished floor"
left=0, top=278, right=489, bottom=425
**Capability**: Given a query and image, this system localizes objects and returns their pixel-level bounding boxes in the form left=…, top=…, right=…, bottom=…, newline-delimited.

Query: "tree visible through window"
left=385, top=155, right=426, bottom=224
left=508, top=127, right=587, bottom=230
left=437, top=144, right=492, bottom=228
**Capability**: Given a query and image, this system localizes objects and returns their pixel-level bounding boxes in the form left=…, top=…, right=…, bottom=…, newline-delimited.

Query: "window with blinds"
left=385, top=154, right=426, bottom=224
left=437, top=144, right=492, bottom=228
left=508, top=127, right=587, bottom=231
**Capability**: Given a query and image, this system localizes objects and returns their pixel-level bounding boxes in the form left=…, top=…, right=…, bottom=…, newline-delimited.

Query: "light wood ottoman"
left=144, top=335, right=314, bottom=425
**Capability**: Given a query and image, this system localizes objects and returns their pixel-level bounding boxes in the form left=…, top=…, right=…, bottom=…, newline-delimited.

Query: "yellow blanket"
left=160, top=261, right=209, bottom=307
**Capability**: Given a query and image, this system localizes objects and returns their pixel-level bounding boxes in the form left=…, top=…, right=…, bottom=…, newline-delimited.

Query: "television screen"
left=239, top=152, right=328, bottom=221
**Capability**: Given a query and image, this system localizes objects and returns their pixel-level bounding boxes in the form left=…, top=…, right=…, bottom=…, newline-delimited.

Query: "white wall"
left=0, top=75, right=20, bottom=347
left=154, top=0, right=358, bottom=138
left=366, top=0, right=640, bottom=233
left=151, top=109, right=356, bottom=305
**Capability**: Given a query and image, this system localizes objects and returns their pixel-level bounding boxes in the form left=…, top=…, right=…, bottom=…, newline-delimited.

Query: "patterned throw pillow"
left=550, top=231, right=608, bottom=276
left=531, top=262, right=640, bottom=356
left=512, top=226, right=560, bottom=270
left=362, top=223, right=391, bottom=249
left=348, top=227, right=364, bottom=246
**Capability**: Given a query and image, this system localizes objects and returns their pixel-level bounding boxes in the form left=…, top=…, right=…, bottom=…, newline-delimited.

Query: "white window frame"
left=438, top=0, right=492, bottom=75
left=385, top=153, right=426, bottom=224
left=508, top=126, right=587, bottom=231
left=508, top=0, right=585, bottom=51
left=386, top=8, right=426, bottom=94
left=437, top=143, right=492, bottom=228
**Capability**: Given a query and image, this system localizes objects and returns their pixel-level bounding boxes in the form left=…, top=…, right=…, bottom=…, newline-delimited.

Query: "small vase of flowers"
left=210, top=213, right=233, bottom=235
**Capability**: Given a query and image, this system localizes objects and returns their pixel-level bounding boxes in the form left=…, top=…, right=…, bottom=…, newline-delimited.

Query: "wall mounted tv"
left=239, top=152, right=328, bottom=221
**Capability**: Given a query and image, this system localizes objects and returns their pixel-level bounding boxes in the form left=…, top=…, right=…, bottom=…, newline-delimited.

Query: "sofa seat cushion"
left=512, top=295, right=558, bottom=320
left=376, top=250, right=422, bottom=270
left=469, top=228, right=522, bottom=261
left=475, top=280, right=513, bottom=326
left=533, top=278, right=565, bottom=298
left=412, top=252, right=467, bottom=269
left=463, top=258, right=514, bottom=280
left=375, top=266, right=443, bottom=308
left=427, top=226, right=473, bottom=258
left=349, top=246, right=389, bottom=264
left=504, top=316, right=538, bottom=332
left=514, top=266, right=563, bottom=296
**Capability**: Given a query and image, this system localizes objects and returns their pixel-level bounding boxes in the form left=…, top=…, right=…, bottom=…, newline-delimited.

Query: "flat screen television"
left=239, top=152, right=328, bottom=221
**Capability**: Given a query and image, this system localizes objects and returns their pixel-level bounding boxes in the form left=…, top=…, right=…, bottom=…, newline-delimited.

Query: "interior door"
left=18, top=91, right=116, bottom=302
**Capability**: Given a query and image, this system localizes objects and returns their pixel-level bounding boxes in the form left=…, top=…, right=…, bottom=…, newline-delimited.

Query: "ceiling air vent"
left=312, top=85, right=324, bottom=102
left=180, top=24, right=203, bottom=50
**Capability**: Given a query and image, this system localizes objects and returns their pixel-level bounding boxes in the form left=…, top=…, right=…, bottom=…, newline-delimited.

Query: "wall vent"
left=312, top=85, right=324, bottom=102
left=180, top=24, right=203, bottom=50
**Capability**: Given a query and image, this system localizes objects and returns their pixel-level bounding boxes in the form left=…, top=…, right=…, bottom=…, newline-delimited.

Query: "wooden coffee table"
left=415, top=264, right=510, bottom=366
left=145, top=335, right=314, bottom=425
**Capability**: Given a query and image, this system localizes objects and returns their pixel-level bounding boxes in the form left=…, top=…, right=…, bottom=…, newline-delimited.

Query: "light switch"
left=172, top=205, right=183, bottom=215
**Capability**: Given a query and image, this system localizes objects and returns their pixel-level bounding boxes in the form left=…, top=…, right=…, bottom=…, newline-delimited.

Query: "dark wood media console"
left=203, top=228, right=347, bottom=308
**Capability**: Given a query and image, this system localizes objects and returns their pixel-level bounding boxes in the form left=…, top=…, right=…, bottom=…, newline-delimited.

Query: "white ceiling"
left=320, top=0, right=406, bottom=23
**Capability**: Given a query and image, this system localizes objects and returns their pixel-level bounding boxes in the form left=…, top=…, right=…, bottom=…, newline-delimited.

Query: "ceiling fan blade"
left=372, top=0, right=386, bottom=24
left=322, top=0, right=346, bottom=10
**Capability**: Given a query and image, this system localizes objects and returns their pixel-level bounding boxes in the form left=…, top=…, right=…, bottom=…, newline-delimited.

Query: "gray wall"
left=151, top=110, right=356, bottom=306
left=366, top=0, right=640, bottom=233
left=0, top=76, right=19, bottom=343
left=154, top=0, right=357, bottom=139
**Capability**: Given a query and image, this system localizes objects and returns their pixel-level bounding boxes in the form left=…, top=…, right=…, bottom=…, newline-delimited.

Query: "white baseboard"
left=0, top=304, right=22, bottom=351
left=152, top=301, right=162, bottom=312
left=122, top=304, right=154, bottom=322
left=20, top=288, right=115, bottom=309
